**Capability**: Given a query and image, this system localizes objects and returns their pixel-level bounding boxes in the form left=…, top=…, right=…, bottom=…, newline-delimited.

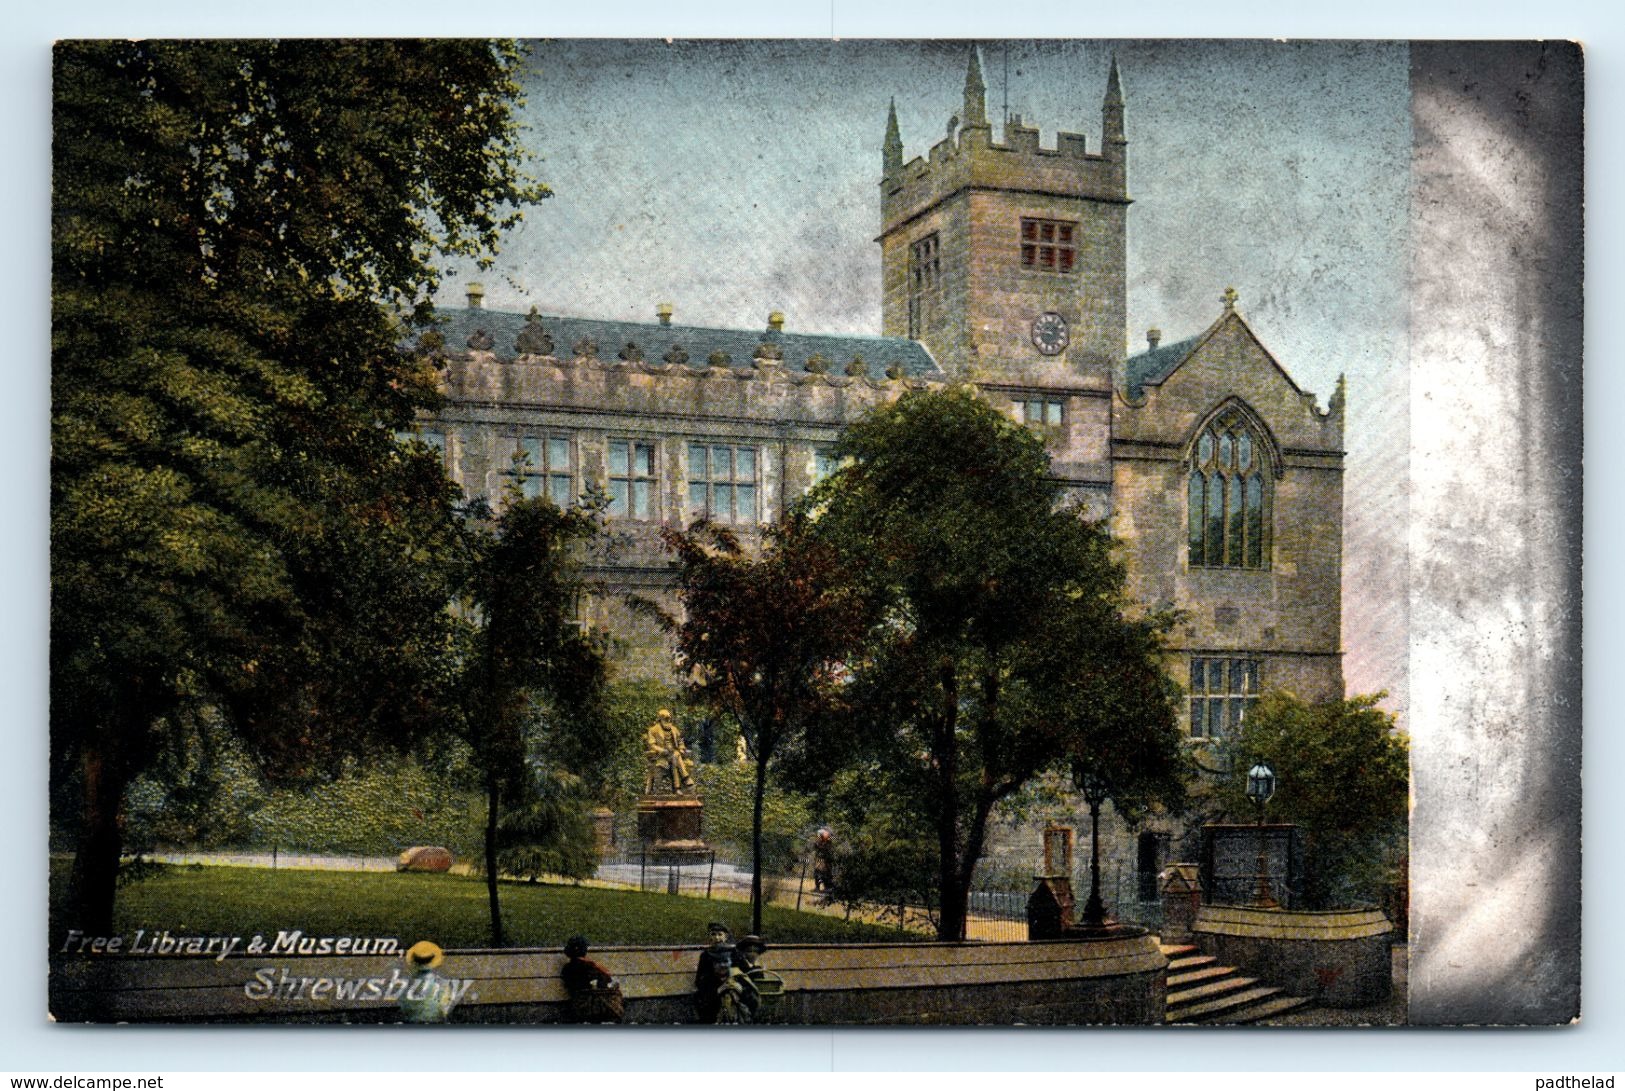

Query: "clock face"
left=1031, top=312, right=1070, bottom=356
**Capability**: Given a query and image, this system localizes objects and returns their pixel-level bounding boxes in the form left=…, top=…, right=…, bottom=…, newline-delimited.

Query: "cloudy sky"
left=433, top=39, right=1412, bottom=717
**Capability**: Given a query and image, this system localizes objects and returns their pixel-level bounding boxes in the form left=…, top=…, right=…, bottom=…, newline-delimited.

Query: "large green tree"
left=51, top=40, right=546, bottom=932
left=1217, top=692, right=1409, bottom=908
left=806, top=388, right=1185, bottom=940
left=661, top=514, right=867, bottom=934
left=453, top=494, right=611, bottom=946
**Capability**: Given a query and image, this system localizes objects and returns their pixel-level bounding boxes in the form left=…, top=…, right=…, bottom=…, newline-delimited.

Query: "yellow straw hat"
left=405, top=941, right=444, bottom=970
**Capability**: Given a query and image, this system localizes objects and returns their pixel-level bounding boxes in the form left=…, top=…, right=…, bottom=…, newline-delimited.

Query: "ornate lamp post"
left=1077, top=772, right=1110, bottom=930
left=1245, top=761, right=1278, bottom=908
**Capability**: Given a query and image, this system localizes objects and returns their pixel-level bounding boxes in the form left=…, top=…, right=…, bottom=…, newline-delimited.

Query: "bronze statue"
left=644, top=708, right=695, bottom=794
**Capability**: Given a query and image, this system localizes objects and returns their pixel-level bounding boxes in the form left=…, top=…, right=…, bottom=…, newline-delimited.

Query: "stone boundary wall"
left=50, top=935, right=1166, bottom=1026
left=1192, top=905, right=1394, bottom=1008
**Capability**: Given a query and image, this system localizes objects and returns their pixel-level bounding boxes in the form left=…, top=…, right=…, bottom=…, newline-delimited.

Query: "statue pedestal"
left=637, top=796, right=705, bottom=850
left=637, top=796, right=709, bottom=894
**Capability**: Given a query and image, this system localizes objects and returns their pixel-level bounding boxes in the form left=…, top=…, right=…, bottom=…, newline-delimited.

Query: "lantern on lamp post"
left=1076, top=771, right=1110, bottom=930
left=1245, top=761, right=1278, bottom=908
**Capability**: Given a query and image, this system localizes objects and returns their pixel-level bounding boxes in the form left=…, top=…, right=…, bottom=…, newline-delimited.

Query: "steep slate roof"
left=434, top=306, right=943, bottom=379
left=1124, top=333, right=1202, bottom=400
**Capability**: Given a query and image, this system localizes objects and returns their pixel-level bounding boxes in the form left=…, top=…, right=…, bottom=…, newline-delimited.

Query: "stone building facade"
left=418, top=50, right=1345, bottom=910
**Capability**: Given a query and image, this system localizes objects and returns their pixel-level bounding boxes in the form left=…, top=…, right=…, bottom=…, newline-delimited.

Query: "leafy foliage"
left=52, top=39, right=546, bottom=932
left=450, top=494, right=614, bottom=941
left=660, top=514, right=868, bottom=931
left=802, top=388, right=1187, bottom=939
left=1217, top=692, right=1409, bottom=907
left=694, top=761, right=815, bottom=879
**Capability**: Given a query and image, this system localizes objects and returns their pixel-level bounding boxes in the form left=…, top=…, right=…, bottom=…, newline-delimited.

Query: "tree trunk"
left=750, top=748, right=767, bottom=936
left=934, top=663, right=965, bottom=941
left=66, top=743, right=129, bottom=938
left=484, top=774, right=505, bottom=947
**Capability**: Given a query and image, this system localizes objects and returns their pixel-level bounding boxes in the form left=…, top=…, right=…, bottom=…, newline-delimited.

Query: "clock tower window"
left=1020, top=218, right=1077, bottom=273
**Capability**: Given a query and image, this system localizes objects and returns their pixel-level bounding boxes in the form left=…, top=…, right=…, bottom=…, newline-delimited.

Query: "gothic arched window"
left=1188, top=410, right=1268, bottom=569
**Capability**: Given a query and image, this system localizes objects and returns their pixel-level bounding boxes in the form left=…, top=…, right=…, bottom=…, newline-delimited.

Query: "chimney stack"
left=656, top=302, right=674, bottom=327
left=767, top=311, right=785, bottom=333
left=466, top=283, right=485, bottom=309
left=1147, top=328, right=1162, bottom=350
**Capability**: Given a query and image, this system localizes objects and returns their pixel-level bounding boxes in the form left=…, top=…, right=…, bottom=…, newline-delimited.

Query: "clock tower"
left=878, top=49, right=1129, bottom=390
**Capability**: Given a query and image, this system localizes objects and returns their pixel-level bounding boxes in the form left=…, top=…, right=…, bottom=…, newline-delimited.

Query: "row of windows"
left=400, top=430, right=843, bottom=525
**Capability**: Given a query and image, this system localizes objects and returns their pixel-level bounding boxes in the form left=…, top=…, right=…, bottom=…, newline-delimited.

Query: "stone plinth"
left=1159, top=863, right=1202, bottom=944
left=1192, top=905, right=1395, bottom=1008
left=636, top=796, right=706, bottom=858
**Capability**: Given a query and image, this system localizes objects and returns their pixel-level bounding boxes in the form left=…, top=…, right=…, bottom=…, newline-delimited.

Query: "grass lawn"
left=50, top=863, right=919, bottom=949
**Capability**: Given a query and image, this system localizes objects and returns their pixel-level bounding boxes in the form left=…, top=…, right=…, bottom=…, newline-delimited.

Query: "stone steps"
left=1159, top=942, right=1312, bottom=1025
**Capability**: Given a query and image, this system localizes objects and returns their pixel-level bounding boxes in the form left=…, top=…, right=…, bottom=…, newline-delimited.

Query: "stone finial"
left=885, top=361, right=906, bottom=380
left=466, top=328, right=494, bottom=351
left=963, top=46, right=987, bottom=129
left=1330, top=373, right=1347, bottom=415
left=466, top=283, right=485, bottom=309
left=883, top=98, right=904, bottom=176
left=805, top=353, right=830, bottom=374
left=1146, top=328, right=1162, bottom=349
left=1221, top=287, right=1239, bottom=314
left=753, top=342, right=783, bottom=362
left=656, top=302, right=674, bottom=327
left=845, top=354, right=869, bottom=377
left=708, top=350, right=732, bottom=367
left=663, top=344, right=689, bottom=365
left=618, top=342, right=645, bottom=363
left=767, top=311, right=785, bottom=333
left=515, top=306, right=554, bottom=356
left=572, top=336, right=599, bottom=359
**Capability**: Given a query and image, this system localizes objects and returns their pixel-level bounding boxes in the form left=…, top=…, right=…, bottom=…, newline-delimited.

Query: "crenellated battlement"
left=882, top=117, right=1126, bottom=232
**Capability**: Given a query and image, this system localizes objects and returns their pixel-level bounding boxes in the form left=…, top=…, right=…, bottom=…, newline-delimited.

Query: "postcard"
left=47, top=38, right=1581, bottom=1027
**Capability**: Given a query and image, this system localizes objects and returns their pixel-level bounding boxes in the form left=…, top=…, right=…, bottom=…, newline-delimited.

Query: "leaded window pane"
left=608, top=479, right=629, bottom=516
left=632, top=479, right=651, bottom=518
left=1247, top=475, right=1264, bottom=567
left=712, top=446, right=733, bottom=476
left=689, top=444, right=708, bottom=476
left=1190, top=699, right=1205, bottom=738
left=609, top=441, right=629, bottom=476
left=1198, top=432, right=1214, bottom=464
left=689, top=482, right=707, bottom=513
left=549, top=474, right=570, bottom=506
left=634, top=444, right=654, bottom=476
left=1238, top=432, right=1252, bottom=469
left=736, top=447, right=755, bottom=477
left=1219, top=433, right=1233, bottom=469
left=736, top=484, right=757, bottom=521
left=1227, top=475, right=1245, bottom=566
left=1046, top=401, right=1062, bottom=425
left=1206, top=474, right=1225, bottom=566
left=1189, top=472, right=1205, bottom=566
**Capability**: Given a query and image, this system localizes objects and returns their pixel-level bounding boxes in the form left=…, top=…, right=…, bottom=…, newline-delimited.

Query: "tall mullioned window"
left=608, top=439, right=657, bottom=519
left=1188, top=410, right=1268, bottom=568
left=1189, top=657, right=1261, bottom=739
left=497, top=435, right=573, bottom=505
left=908, top=232, right=940, bottom=338
left=1020, top=218, right=1077, bottom=273
left=688, top=442, right=759, bottom=524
